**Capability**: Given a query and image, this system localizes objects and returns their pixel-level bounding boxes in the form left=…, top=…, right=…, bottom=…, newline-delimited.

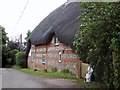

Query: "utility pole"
left=19, top=34, right=22, bottom=51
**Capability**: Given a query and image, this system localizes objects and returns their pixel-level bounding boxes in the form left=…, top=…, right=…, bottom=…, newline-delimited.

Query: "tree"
left=24, top=30, right=31, bottom=46
left=73, top=2, right=120, bottom=88
left=0, top=25, right=9, bottom=67
left=8, top=40, right=20, bottom=51
left=24, top=30, right=31, bottom=41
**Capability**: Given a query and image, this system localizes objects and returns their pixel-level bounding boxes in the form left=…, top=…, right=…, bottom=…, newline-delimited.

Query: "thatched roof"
left=26, top=2, right=84, bottom=61
left=29, top=2, right=83, bottom=47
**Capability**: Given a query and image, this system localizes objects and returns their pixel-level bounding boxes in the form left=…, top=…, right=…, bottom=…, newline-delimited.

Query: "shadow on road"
left=2, top=64, right=11, bottom=68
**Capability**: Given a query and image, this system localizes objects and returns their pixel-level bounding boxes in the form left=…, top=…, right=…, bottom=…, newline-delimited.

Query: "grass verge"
left=12, top=65, right=77, bottom=80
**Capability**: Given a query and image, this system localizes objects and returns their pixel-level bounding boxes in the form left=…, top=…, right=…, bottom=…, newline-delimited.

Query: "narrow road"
left=2, top=68, right=82, bottom=88
left=0, top=68, right=2, bottom=89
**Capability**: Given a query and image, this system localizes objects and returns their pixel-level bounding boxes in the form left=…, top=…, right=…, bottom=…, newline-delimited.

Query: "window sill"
left=58, top=60, right=62, bottom=63
left=55, top=43, right=59, bottom=46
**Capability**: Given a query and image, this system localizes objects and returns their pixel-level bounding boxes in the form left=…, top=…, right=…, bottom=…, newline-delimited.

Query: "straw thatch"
left=26, top=2, right=84, bottom=61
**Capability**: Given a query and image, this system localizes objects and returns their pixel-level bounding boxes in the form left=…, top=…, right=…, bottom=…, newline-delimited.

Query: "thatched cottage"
left=26, top=2, right=87, bottom=77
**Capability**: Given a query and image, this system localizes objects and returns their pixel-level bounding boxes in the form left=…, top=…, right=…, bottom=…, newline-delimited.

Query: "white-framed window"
left=31, top=50, right=36, bottom=63
left=58, top=51, right=62, bottom=63
left=54, top=35, right=59, bottom=46
left=42, top=54, right=45, bottom=64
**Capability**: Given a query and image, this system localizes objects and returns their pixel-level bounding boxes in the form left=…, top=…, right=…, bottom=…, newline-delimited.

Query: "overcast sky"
left=0, top=0, right=67, bottom=41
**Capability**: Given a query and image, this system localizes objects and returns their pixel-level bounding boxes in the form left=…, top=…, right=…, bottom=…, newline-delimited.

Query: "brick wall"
left=28, top=36, right=81, bottom=77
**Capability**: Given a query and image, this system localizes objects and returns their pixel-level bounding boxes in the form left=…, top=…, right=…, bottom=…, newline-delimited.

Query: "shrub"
left=61, top=69, right=69, bottom=74
left=51, top=67, right=57, bottom=72
left=15, top=52, right=26, bottom=68
left=10, top=49, right=19, bottom=65
left=33, top=69, right=37, bottom=71
left=44, top=68, right=47, bottom=72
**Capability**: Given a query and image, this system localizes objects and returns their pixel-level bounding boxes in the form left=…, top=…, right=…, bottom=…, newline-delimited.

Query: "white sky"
left=0, top=0, right=67, bottom=41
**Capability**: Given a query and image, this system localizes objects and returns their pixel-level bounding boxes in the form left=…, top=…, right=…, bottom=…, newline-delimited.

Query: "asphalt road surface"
left=2, top=68, right=81, bottom=88
left=0, top=68, right=2, bottom=89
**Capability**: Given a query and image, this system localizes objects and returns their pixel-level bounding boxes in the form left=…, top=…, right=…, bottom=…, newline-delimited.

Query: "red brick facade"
left=28, top=36, right=81, bottom=77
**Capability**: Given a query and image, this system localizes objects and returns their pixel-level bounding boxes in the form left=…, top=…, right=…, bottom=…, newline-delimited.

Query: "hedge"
left=15, top=52, right=26, bottom=68
left=10, top=49, right=19, bottom=65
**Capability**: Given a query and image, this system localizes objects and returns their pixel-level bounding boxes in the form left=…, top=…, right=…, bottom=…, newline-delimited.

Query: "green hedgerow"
left=15, top=52, right=26, bottom=68
left=10, top=49, right=19, bottom=65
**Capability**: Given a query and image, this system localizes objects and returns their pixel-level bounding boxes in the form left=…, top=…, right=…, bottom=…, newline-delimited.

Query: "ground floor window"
left=58, top=51, right=62, bottom=63
left=42, top=54, right=45, bottom=64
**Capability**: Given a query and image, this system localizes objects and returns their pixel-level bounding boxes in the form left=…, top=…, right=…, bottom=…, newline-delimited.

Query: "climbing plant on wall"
left=73, top=2, right=120, bottom=88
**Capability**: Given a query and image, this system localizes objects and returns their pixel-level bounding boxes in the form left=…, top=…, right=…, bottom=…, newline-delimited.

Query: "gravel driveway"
left=2, top=68, right=82, bottom=88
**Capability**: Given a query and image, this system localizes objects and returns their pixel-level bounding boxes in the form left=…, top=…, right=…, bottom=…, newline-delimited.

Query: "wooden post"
left=77, top=60, right=82, bottom=78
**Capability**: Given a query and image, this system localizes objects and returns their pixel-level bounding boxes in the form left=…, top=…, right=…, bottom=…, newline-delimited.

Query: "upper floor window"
left=54, top=35, right=59, bottom=46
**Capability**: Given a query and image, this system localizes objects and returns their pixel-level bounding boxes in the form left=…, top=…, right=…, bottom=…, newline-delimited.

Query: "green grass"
left=12, top=65, right=77, bottom=80
left=12, top=65, right=106, bottom=89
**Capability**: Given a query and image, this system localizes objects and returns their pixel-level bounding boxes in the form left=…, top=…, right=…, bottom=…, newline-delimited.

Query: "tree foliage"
left=24, top=30, right=31, bottom=41
left=0, top=25, right=9, bottom=67
left=0, top=25, right=9, bottom=51
left=8, top=40, right=21, bottom=51
left=73, top=2, right=120, bottom=88
left=10, top=49, right=19, bottom=65
left=24, top=30, right=31, bottom=46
